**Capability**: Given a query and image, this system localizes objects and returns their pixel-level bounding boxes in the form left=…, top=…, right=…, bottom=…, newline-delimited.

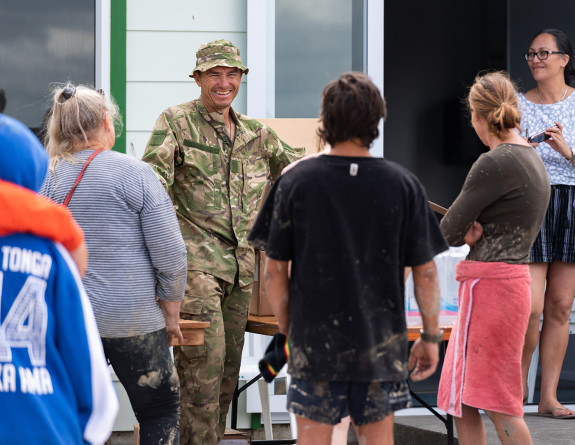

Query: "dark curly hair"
left=318, top=72, right=386, bottom=149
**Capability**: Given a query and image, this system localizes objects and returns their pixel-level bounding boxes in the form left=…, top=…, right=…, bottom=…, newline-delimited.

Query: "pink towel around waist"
left=437, top=260, right=531, bottom=418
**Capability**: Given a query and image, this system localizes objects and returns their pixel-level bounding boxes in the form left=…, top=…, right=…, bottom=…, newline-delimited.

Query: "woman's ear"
left=103, top=112, right=114, bottom=132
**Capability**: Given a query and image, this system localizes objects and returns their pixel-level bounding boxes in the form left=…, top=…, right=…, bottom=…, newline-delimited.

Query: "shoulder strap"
left=63, top=149, right=105, bottom=207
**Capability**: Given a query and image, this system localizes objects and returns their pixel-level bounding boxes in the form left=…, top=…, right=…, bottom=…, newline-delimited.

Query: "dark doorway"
left=384, top=0, right=575, bottom=406
left=384, top=0, right=507, bottom=207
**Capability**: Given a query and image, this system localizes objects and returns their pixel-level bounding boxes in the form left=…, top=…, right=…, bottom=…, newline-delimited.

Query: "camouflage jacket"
left=142, top=99, right=304, bottom=286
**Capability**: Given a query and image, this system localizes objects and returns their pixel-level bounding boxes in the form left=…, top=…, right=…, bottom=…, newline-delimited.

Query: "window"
left=274, top=0, right=365, bottom=118
left=246, top=0, right=383, bottom=155
left=0, top=0, right=96, bottom=134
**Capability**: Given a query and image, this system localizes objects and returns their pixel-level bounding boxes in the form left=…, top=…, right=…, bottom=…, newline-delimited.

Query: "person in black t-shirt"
left=249, top=72, right=448, bottom=445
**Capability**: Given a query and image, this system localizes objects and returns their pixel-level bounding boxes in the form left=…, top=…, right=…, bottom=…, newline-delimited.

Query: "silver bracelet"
left=568, top=152, right=575, bottom=163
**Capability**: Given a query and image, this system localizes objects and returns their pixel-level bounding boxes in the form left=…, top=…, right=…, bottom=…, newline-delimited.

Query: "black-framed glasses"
left=524, top=50, right=565, bottom=61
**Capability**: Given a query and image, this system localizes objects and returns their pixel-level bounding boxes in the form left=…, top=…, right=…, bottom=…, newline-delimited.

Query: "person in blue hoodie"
left=0, top=114, right=119, bottom=445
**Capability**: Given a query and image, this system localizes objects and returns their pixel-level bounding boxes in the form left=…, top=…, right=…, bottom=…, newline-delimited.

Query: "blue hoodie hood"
left=0, top=114, right=48, bottom=192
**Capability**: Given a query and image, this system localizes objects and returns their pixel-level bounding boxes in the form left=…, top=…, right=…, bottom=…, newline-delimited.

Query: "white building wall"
left=95, top=0, right=111, bottom=94
left=125, top=0, right=248, bottom=159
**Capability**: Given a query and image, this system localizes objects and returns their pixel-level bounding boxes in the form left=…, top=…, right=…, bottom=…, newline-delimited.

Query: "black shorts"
left=287, top=378, right=411, bottom=426
left=531, top=185, right=575, bottom=263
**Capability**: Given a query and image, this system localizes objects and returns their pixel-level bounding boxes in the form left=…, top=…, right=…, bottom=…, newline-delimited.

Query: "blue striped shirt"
left=40, top=149, right=187, bottom=338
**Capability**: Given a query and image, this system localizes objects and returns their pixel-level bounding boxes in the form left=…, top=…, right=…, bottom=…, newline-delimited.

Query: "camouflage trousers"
left=176, top=270, right=252, bottom=445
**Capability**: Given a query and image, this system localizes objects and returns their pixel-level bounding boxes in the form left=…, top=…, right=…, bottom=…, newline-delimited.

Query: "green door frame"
left=110, top=0, right=127, bottom=153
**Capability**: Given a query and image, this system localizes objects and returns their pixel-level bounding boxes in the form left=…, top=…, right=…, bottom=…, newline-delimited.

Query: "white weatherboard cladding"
left=126, top=32, right=248, bottom=82
left=127, top=0, right=247, bottom=32
left=125, top=0, right=247, bottom=158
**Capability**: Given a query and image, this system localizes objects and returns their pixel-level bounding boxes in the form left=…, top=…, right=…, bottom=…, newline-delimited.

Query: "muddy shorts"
left=287, top=378, right=411, bottom=426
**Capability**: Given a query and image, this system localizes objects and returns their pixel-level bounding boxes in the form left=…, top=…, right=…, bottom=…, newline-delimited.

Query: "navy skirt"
left=530, top=185, right=575, bottom=263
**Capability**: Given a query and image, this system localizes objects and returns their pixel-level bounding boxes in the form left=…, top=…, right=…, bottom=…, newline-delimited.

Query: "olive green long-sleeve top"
left=440, top=143, right=550, bottom=264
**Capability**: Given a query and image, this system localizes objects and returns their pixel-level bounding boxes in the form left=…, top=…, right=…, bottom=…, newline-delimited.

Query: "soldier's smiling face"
left=194, top=66, right=242, bottom=113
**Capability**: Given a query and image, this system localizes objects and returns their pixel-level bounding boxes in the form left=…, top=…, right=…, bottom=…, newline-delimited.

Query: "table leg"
left=408, top=385, right=454, bottom=445
left=230, top=373, right=297, bottom=444
left=446, top=414, right=454, bottom=445
left=231, top=374, right=262, bottom=430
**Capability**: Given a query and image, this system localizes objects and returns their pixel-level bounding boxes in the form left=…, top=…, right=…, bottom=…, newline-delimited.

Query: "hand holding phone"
left=527, top=125, right=558, bottom=143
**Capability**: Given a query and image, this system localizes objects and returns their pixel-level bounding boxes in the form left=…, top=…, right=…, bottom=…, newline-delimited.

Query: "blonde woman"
left=437, top=72, right=550, bottom=444
left=40, top=84, right=187, bottom=444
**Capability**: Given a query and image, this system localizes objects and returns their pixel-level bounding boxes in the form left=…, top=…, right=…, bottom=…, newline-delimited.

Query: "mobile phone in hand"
left=527, top=125, right=558, bottom=143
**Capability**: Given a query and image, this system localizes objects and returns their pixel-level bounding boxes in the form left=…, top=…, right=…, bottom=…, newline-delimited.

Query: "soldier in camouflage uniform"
left=142, top=39, right=304, bottom=445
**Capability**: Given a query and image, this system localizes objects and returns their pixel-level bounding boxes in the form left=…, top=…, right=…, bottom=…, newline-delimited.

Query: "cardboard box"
left=249, top=119, right=321, bottom=316
left=258, top=118, right=323, bottom=154
left=249, top=251, right=274, bottom=316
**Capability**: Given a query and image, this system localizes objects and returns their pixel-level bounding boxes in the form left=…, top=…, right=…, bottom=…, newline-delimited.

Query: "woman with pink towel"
left=437, top=72, right=551, bottom=444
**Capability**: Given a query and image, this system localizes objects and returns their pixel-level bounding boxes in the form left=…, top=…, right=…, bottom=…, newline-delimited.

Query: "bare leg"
left=538, top=261, right=575, bottom=416
left=454, top=404, right=486, bottom=445
left=354, top=413, right=394, bottom=445
left=296, top=416, right=333, bottom=445
left=484, top=410, right=532, bottom=445
left=331, top=416, right=351, bottom=445
left=521, top=263, right=547, bottom=400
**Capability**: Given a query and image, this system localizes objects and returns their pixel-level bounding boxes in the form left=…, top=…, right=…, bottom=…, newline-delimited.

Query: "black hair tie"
left=61, top=86, right=76, bottom=100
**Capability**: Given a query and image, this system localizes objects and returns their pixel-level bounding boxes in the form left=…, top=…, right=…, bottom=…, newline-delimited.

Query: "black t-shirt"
left=249, top=156, right=448, bottom=381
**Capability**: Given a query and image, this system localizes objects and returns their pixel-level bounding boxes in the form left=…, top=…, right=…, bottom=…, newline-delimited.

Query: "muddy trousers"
left=102, top=329, right=180, bottom=445
left=176, top=271, right=252, bottom=445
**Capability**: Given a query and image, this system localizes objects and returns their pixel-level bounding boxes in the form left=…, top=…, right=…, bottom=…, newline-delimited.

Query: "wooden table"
left=247, top=314, right=452, bottom=341
left=173, top=319, right=210, bottom=346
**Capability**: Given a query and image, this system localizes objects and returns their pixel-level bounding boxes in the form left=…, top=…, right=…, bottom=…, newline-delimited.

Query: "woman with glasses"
left=518, top=29, right=575, bottom=420
left=40, top=83, right=188, bottom=443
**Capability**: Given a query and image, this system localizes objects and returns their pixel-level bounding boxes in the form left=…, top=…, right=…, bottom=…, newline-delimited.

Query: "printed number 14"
left=0, top=272, right=48, bottom=367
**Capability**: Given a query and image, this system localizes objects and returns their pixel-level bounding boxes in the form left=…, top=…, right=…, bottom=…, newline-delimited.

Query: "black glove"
left=259, top=333, right=289, bottom=383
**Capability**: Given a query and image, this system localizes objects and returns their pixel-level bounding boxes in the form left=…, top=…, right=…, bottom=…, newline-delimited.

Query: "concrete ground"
left=394, top=407, right=575, bottom=445
left=108, top=407, right=575, bottom=444
left=107, top=431, right=133, bottom=445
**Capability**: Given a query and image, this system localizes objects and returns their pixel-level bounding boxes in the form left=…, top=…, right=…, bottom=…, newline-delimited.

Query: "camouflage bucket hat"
left=190, top=39, right=249, bottom=77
